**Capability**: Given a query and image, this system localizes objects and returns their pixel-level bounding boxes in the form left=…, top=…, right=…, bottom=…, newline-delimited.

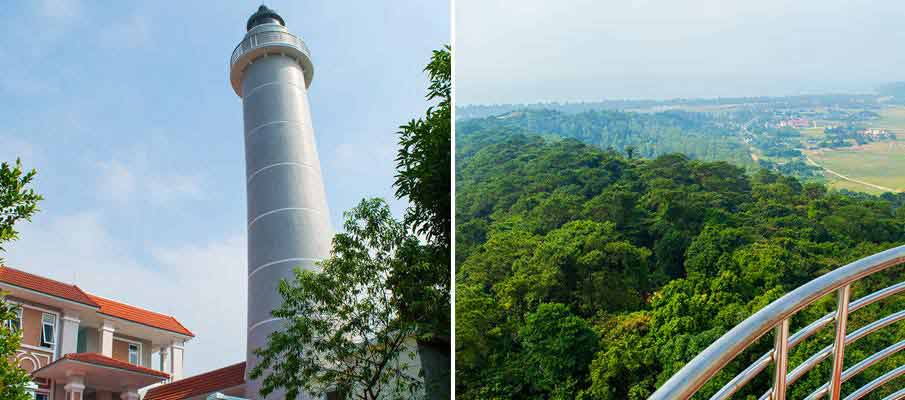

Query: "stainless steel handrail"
left=882, top=387, right=905, bottom=400
left=648, top=245, right=905, bottom=400
left=717, top=291, right=905, bottom=400
left=802, top=340, right=905, bottom=400
left=845, top=364, right=905, bottom=400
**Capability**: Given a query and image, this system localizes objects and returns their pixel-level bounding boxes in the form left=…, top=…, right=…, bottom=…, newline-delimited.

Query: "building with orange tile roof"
left=1, top=265, right=191, bottom=400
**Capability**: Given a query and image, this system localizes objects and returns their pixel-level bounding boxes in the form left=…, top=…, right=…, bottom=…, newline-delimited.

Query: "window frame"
left=8, top=302, right=59, bottom=352
left=39, top=313, right=56, bottom=348
left=6, top=306, right=22, bottom=332
left=128, top=343, right=140, bottom=365
left=115, top=337, right=143, bottom=365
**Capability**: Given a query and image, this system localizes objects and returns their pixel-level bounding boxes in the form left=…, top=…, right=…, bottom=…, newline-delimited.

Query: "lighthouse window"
left=40, top=313, right=55, bottom=348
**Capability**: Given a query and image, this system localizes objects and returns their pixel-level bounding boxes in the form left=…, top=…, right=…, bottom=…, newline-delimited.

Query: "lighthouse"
left=229, top=5, right=332, bottom=398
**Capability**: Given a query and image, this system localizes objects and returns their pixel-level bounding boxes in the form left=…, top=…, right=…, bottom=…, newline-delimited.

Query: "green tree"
left=0, top=294, right=31, bottom=400
left=250, top=199, right=422, bottom=400
left=1, top=159, right=42, bottom=260
left=519, top=303, right=598, bottom=399
left=454, top=132, right=905, bottom=399
left=392, top=46, right=451, bottom=399
left=395, top=45, right=451, bottom=247
left=0, top=159, right=42, bottom=399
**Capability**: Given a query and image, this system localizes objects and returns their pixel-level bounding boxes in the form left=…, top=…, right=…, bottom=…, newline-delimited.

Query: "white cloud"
left=35, top=0, right=81, bottom=20
left=0, top=135, right=38, bottom=166
left=97, top=157, right=203, bottom=206
left=97, top=160, right=137, bottom=203
left=331, top=139, right=397, bottom=175
left=101, top=15, right=152, bottom=49
left=3, top=211, right=247, bottom=376
left=147, top=174, right=203, bottom=206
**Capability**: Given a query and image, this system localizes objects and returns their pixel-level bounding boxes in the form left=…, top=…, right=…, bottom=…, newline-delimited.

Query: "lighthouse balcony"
left=230, top=25, right=313, bottom=96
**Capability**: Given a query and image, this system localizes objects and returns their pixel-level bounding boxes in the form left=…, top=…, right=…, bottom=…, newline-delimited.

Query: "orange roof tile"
left=87, top=294, right=194, bottom=337
left=0, top=266, right=98, bottom=307
left=42, top=353, right=170, bottom=378
left=145, top=362, right=246, bottom=400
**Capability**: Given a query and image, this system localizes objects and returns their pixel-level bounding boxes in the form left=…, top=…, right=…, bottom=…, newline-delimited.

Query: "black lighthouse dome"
left=246, top=5, right=285, bottom=31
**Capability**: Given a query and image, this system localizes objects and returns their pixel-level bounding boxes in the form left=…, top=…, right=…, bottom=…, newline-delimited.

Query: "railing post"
left=828, top=285, right=851, bottom=400
left=772, top=318, right=790, bottom=400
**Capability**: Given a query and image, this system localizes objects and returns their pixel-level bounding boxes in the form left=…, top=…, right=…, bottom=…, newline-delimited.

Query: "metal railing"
left=649, top=245, right=905, bottom=400
left=230, top=29, right=310, bottom=68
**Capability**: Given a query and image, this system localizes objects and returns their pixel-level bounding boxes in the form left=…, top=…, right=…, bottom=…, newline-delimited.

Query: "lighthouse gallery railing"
left=231, top=29, right=310, bottom=68
left=649, top=245, right=905, bottom=400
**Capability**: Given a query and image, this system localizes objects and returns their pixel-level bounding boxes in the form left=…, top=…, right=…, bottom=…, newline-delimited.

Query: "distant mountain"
left=457, top=109, right=754, bottom=167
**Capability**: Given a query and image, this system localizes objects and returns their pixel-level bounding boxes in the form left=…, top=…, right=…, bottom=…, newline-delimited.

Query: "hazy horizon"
left=455, top=86, right=887, bottom=107
left=456, top=0, right=905, bottom=105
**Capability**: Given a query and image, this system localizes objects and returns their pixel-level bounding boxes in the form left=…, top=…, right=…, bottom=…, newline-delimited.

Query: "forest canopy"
left=455, top=128, right=905, bottom=399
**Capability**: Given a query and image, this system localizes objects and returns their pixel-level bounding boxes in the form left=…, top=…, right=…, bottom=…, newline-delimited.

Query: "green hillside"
left=457, top=109, right=755, bottom=168
left=455, top=132, right=905, bottom=399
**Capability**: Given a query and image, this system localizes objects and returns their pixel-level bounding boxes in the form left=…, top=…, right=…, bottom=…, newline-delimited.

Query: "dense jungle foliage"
left=457, top=109, right=755, bottom=168
left=455, top=129, right=905, bottom=399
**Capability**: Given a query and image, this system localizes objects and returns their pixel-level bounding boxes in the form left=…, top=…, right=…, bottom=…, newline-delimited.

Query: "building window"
left=34, top=393, right=48, bottom=400
left=128, top=343, right=140, bottom=364
left=40, top=313, right=55, bottom=348
left=6, top=307, right=22, bottom=332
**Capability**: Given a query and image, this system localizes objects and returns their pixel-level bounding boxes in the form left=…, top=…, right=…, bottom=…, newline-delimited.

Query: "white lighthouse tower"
left=229, top=5, right=332, bottom=399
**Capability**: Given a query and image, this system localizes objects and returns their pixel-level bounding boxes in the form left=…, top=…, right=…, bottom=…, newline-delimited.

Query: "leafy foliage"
left=457, top=109, right=755, bottom=167
left=1, top=159, right=42, bottom=258
left=455, top=133, right=905, bottom=399
left=251, top=199, right=422, bottom=400
left=0, top=158, right=41, bottom=399
left=0, top=294, right=31, bottom=400
left=392, top=46, right=451, bottom=341
left=0, top=159, right=42, bottom=400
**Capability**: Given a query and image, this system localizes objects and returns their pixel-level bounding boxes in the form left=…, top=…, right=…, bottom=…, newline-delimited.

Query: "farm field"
left=805, top=140, right=905, bottom=193
left=799, top=127, right=825, bottom=138
left=869, top=105, right=905, bottom=135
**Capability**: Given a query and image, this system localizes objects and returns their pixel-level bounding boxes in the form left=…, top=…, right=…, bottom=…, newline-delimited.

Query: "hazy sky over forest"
left=456, top=0, right=905, bottom=104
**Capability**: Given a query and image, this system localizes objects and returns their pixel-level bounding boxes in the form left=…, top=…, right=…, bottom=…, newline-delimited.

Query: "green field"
left=823, top=176, right=885, bottom=195
left=799, top=127, right=825, bottom=139
left=806, top=140, right=905, bottom=193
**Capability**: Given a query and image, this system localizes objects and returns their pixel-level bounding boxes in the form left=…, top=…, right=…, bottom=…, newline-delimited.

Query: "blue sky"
left=0, top=0, right=448, bottom=376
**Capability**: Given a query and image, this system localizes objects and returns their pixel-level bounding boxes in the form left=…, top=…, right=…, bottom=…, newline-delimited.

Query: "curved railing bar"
left=793, top=309, right=905, bottom=383
left=708, top=352, right=773, bottom=399
left=711, top=281, right=905, bottom=400
left=758, top=310, right=905, bottom=400
left=844, top=364, right=905, bottom=400
left=792, top=281, right=905, bottom=347
left=802, top=340, right=905, bottom=400
left=648, top=245, right=905, bottom=400
left=882, top=387, right=905, bottom=400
